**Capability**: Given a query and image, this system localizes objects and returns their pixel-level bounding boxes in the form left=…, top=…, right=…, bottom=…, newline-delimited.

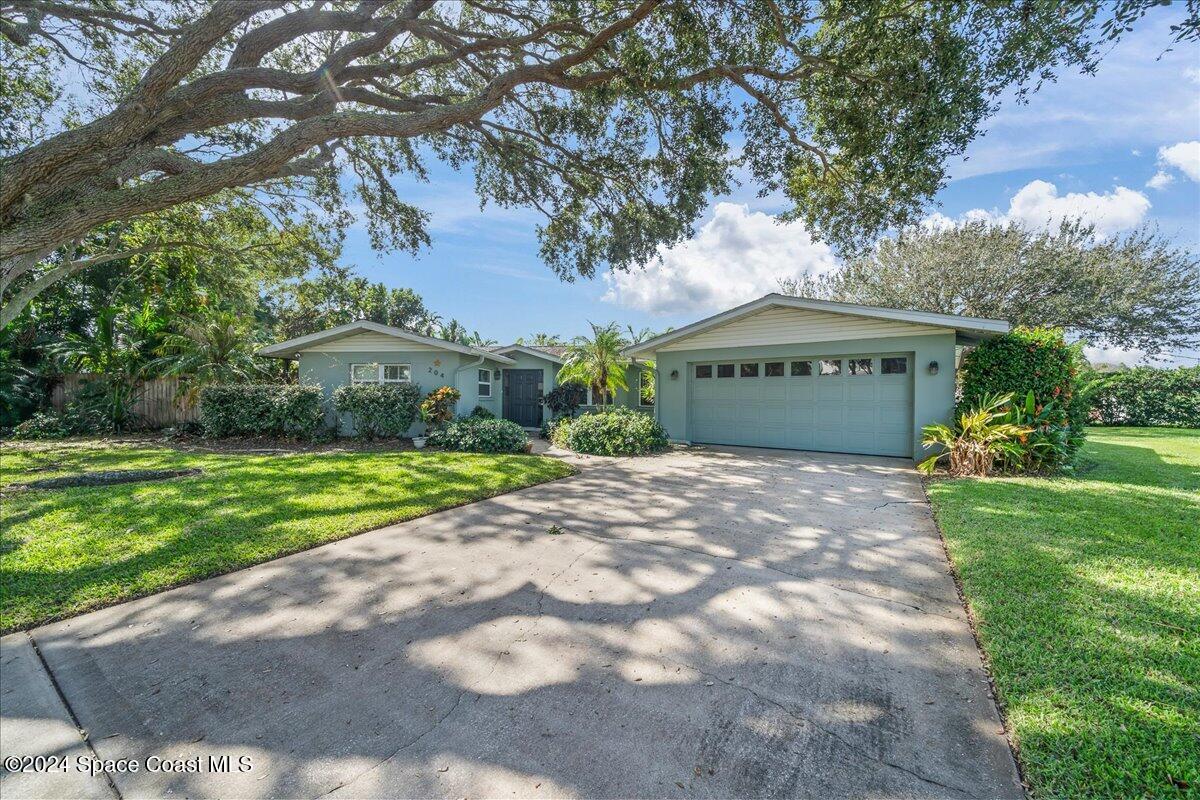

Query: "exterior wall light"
left=670, top=369, right=679, bottom=380
left=928, top=361, right=939, bottom=375
left=493, top=369, right=501, bottom=379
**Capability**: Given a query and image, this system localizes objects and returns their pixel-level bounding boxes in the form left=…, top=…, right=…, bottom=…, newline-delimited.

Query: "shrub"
left=558, top=407, right=668, bottom=456
left=545, top=382, right=585, bottom=419
left=469, top=405, right=495, bottom=419
left=426, top=416, right=529, bottom=453
left=959, top=327, right=1084, bottom=462
left=200, top=384, right=325, bottom=439
left=1089, top=367, right=1200, bottom=428
left=11, top=410, right=75, bottom=440
left=419, top=386, right=461, bottom=430
left=918, top=394, right=1033, bottom=477
left=541, top=415, right=569, bottom=441
left=332, top=383, right=421, bottom=439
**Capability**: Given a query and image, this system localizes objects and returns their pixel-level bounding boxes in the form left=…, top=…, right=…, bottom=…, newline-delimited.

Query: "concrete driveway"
left=3, top=446, right=1021, bottom=799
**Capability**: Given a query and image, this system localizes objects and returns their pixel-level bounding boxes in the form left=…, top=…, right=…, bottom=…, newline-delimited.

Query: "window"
left=740, top=362, right=759, bottom=378
left=790, top=360, right=812, bottom=376
left=382, top=364, right=410, bottom=383
left=881, top=357, right=908, bottom=375
left=639, top=370, right=654, bottom=406
left=351, top=363, right=411, bottom=384
left=819, top=359, right=842, bottom=376
left=765, top=362, right=785, bottom=377
left=849, top=358, right=873, bottom=376
left=586, top=386, right=614, bottom=405
left=477, top=368, right=492, bottom=398
left=695, top=364, right=713, bottom=379
left=717, top=364, right=735, bottom=378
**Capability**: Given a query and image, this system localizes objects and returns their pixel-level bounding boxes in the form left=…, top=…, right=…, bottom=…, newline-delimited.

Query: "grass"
left=1, top=439, right=574, bottom=632
left=926, top=427, right=1199, bottom=799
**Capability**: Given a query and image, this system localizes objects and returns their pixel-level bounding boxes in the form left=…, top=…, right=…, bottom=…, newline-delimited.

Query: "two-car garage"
left=688, top=353, right=914, bottom=457
left=626, top=295, right=1009, bottom=461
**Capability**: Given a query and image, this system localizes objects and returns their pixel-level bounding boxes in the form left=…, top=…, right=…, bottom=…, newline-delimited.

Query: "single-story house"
left=258, top=322, right=650, bottom=434
left=623, top=294, right=1008, bottom=459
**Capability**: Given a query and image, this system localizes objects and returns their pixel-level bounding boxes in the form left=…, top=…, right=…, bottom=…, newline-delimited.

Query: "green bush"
left=959, top=327, right=1085, bottom=463
left=1090, top=366, right=1200, bottom=428
left=469, top=405, right=495, bottom=419
left=557, top=407, right=668, bottom=456
left=332, top=383, right=421, bottom=439
left=200, top=384, right=325, bottom=439
left=545, top=382, right=585, bottom=419
left=541, top=415, right=569, bottom=440
left=426, top=416, right=529, bottom=453
left=11, top=410, right=75, bottom=440
left=419, top=386, right=461, bottom=429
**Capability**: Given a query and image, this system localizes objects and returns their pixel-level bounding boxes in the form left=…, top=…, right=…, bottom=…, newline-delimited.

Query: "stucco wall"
left=298, top=349, right=507, bottom=435
left=650, top=332, right=957, bottom=460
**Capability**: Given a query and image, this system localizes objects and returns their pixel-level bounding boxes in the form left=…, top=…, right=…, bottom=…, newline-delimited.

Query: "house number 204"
left=427, top=366, right=446, bottom=379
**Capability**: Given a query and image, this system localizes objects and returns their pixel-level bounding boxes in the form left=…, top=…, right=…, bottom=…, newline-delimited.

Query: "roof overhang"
left=258, top=320, right=516, bottom=363
left=492, top=344, right=566, bottom=364
left=623, top=294, right=1010, bottom=357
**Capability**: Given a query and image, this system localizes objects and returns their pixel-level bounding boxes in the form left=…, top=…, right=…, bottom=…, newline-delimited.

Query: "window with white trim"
left=350, top=363, right=411, bottom=384
left=477, top=368, right=492, bottom=398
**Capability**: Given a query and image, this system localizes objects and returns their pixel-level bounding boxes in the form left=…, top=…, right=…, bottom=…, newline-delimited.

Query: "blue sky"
left=339, top=7, right=1199, bottom=364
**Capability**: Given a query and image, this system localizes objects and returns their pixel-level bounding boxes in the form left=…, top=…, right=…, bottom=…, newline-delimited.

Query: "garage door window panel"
left=849, top=358, right=873, bottom=375
left=819, top=359, right=842, bottom=376
left=695, top=364, right=713, bottom=379
left=791, top=360, right=812, bottom=377
left=882, top=357, right=908, bottom=375
left=717, top=364, right=735, bottom=378
left=740, top=363, right=760, bottom=378
left=765, top=362, right=785, bottom=377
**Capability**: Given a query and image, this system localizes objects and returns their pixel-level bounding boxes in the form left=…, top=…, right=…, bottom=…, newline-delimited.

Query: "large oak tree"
left=2, top=0, right=1192, bottom=328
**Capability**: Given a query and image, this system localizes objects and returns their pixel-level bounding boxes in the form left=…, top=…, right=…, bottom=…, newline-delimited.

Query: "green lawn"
left=1, top=439, right=574, bottom=631
left=926, top=428, right=1199, bottom=799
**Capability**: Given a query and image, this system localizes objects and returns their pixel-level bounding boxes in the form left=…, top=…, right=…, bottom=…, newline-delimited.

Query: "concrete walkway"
left=2, top=446, right=1021, bottom=799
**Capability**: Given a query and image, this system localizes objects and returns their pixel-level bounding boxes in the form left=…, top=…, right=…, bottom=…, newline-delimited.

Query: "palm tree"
left=437, top=318, right=467, bottom=343
left=527, top=332, right=563, bottom=346
left=557, top=322, right=629, bottom=407
left=464, top=330, right=498, bottom=347
left=153, top=310, right=265, bottom=402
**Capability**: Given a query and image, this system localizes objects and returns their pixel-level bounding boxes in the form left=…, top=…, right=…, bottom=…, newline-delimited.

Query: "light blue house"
left=258, top=322, right=650, bottom=435
left=623, top=294, right=1008, bottom=459
left=260, top=294, right=1006, bottom=457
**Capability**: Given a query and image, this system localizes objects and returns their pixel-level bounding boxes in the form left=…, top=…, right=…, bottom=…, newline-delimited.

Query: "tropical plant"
left=917, top=394, right=1033, bottom=477
left=469, top=405, right=495, bottom=420
left=332, top=383, right=422, bottom=440
left=558, top=323, right=630, bottom=408
left=152, top=311, right=266, bottom=403
left=419, top=386, right=461, bottom=430
left=545, top=382, right=586, bottom=420
left=996, top=390, right=1077, bottom=473
left=519, top=333, right=564, bottom=347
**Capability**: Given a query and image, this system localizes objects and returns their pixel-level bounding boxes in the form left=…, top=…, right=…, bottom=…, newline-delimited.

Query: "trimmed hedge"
left=199, top=384, right=325, bottom=439
left=554, top=407, right=668, bottom=456
left=1090, top=367, right=1200, bottom=428
left=426, top=416, right=529, bottom=453
left=332, top=383, right=421, bottom=439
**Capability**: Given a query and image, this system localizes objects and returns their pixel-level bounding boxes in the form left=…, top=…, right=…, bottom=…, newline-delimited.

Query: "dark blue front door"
left=503, top=369, right=543, bottom=427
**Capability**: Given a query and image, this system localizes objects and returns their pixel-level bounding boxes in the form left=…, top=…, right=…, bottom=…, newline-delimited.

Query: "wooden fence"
left=51, top=374, right=199, bottom=428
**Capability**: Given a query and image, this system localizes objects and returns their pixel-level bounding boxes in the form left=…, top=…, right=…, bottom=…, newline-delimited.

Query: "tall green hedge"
left=199, top=384, right=325, bottom=439
left=1090, top=367, right=1200, bottom=428
left=958, top=326, right=1089, bottom=456
left=332, top=383, right=421, bottom=439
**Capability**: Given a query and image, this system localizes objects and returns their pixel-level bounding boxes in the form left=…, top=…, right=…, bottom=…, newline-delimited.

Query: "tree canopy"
left=3, top=0, right=1187, bottom=327
left=778, top=221, right=1200, bottom=352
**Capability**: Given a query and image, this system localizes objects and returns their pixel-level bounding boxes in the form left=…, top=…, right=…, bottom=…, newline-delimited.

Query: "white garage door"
left=688, top=354, right=913, bottom=457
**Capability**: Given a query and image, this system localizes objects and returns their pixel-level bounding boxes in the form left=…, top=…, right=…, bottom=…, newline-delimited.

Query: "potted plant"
left=417, top=386, right=461, bottom=448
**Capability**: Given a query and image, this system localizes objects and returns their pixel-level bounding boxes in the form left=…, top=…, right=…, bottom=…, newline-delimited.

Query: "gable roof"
left=259, top=320, right=516, bottom=363
left=490, top=344, right=567, bottom=363
left=623, top=294, right=1009, bottom=357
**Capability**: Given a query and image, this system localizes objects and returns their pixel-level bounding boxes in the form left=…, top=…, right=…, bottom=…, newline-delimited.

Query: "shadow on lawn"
left=24, top=446, right=1023, bottom=799
left=929, top=436, right=1199, bottom=798
left=0, top=452, right=568, bottom=631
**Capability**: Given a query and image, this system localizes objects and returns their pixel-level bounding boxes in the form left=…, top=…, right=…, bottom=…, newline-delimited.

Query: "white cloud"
left=1146, top=170, right=1175, bottom=191
left=1157, top=140, right=1200, bottom=182
left=1185, top=66, right=1200, bottom=84
left=1082, top=344, right=1196, bottom=369
left=602, top=202, right=838, bottom=315
left=930, top=179, right=1151, bottom=238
